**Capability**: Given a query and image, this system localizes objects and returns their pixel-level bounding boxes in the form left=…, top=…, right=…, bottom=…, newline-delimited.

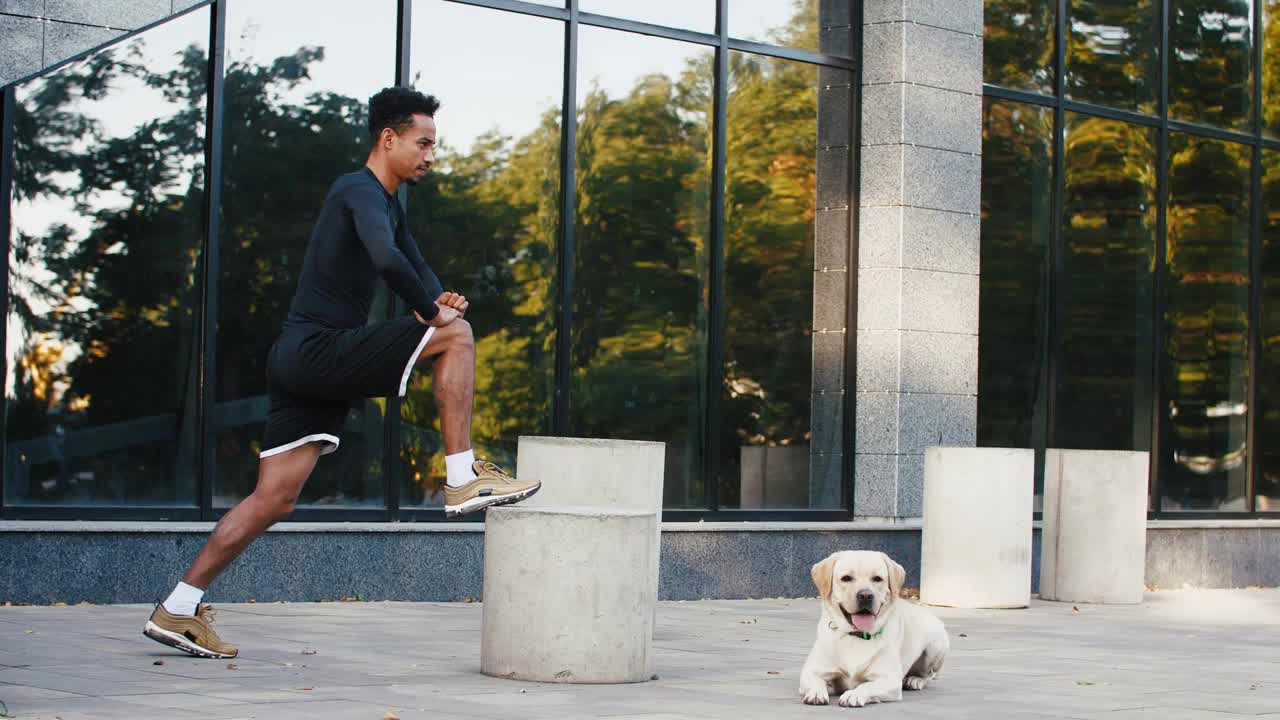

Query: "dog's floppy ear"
left=882, top=553, right=907, bottom=597
left=811, top=553, right=837, bottom=601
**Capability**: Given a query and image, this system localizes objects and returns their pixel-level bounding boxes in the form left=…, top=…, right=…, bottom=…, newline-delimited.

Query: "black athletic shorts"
left=260, top=316, right=435, bottom=458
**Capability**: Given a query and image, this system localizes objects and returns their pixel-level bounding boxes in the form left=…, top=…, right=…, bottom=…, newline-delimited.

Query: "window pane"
left=731, top=0, right=855, bottom=60
left=985, top=0, right=1056, bottom=94
left=1056, top=115, right=1156, bottom=458
left=1169, top=0, right=1253, bottom=131
left=1264, top=0, right=1280, bottom=138
left=1162, top=134, right=1251, bottom=511
left=977, top=98, right=1052, bottom=506
left=1065, top=0, right=1158, bottom=113
left=571, top=27, right=712, bottom=509
left=1256, top=149, right=1280, bottom=512
left=5, top=9, right=208, bottom=506
left=581, top=0, right=714, bottom=33
left=720, top=54, right=842, bottom=509
left=400, top=2, right=561, bottom=507
left=214, top=0, right=396, bottom=508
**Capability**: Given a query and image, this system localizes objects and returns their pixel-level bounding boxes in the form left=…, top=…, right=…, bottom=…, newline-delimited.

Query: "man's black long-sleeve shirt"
left=284, top=167, right=444, bottom=330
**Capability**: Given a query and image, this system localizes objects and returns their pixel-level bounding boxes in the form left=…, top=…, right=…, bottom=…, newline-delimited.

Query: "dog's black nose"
left=856, top=590, right=875, bottom=605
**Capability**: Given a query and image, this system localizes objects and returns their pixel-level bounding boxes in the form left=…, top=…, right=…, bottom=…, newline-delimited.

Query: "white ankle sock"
left=162, top=581, right=205, bottom=616
left=445, top=449, right=477, bottom=488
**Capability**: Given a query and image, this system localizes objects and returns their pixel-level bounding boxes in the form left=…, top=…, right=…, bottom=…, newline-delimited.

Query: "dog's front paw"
left=838, top=689, right=869, bottom=708
left=801, top=687, right=830, bottom=705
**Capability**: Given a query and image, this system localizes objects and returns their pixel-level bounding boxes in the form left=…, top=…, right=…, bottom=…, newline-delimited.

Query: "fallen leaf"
left=23, top=630, right=33, bottom=635
left=302, top=648, right=318, bottom=655
left=767, top=671, right=781, bottom=675
left=153, top=660, right=164, bottom=666
left=1076, top=681, right=1095, bottom=686
left=1072, top=606, right=1080, bottom=613
left=51, top=602, right=67, bottom=607
left=226, top=663, right=238, bottom=670
left=297, top=687, right=313, bottom=691
left=959, top=633, right=967, bottom=638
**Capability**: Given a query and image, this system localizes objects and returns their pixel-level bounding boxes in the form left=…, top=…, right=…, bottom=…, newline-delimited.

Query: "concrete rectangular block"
left=901, top=268, right=979, bottom=334
left=1041, top=449, right=1149, bottom=604
left=810, top=391, right=845, bottom=455
left=46, top=0, right=171, bottom=29
left=859, top=143, right=904, bottom=207
left=812, top=269, right=847, bottom=332
left=921, top=446, right=1034, bottom=607
left=855, top=391, right=899, bottom=454
left=816, top=146, right=852, bottom=209
left=863, top=0, right=908, bottom=24
left=904, top=83, right=982, bottom=154
left=862, top=21, right=904, bottom=85
left=904, top=22, right=983, bottom=94
left=861, top=82, right=904, bottom=146
left=819, top=23, right=854, bottom=59
left=820, top=0, right=854, bottom=27
left=899, top=392, right=976, bottom=454
left=44, top=20, right=122, bottom=67
left=901, top=330, right=978, bottom=395
left=906, top=0, right=984, bottom=35
left=812, top=329, right=846, bottom=391
left=0, top=0, right=44, bottom=16
left=1204, top=527, right=1260, bottom=588
left=857, top=267, right=901, bottom=330
left=816, top=207, right=850, bottom=270
left=854, top=453, right=898, bottom=517
left=903, top=144, right=982, bottom=214
left=818, top=80, right=853, bottom=147
left=855, top=328, right=900, bottom=392
left=896, top=452, right=924, bottom=517
left=0, top=14, right=43, bottom=86
left=809, top=451, right=844, bottom=509
left=902, top=206, right=980, bottom=274
left=858, top=205, right=902, bottom=268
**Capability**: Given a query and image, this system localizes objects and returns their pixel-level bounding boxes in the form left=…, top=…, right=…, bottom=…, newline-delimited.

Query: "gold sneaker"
left=143, top=603, right=239, bottom=659
left=445, top=460, right=541, bottom=517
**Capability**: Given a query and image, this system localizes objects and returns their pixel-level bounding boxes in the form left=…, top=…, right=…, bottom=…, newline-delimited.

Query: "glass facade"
left=0, top=0, right=856, bottom=519
left=983, top=0, right=1279, bottom=515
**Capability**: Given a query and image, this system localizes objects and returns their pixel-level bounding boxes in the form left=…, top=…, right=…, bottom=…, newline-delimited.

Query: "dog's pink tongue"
left=852, top=612, right=876, bottom=633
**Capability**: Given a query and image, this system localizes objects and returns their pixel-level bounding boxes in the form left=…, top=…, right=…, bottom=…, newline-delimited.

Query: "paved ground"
left=0, top=589, right=1277, bottom=719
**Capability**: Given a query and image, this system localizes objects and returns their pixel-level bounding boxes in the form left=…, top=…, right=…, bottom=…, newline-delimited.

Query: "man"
left=142, top=87, right=540, bottom=659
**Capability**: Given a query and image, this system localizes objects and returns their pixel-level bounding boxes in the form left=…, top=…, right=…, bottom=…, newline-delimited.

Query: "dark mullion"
left=1045, top=0, right=1066, bottom=461
left=703, top=0, right=728, bottom=513
left=1151, top=0, right=1171, bottom=517
left=387, top=0, right=415, bottom=522
left=662, top=509, right=855, bottom=523
left=552, top=0, right=578, bottom=436
left=1248, top=0, right=1264, bottom=512
left=725, top=38, right=857, bottom=70
left=198, top=0, right=227, bottom=521
left=843, top=0, right=863, bottom=516
left=0, top=87, right=14, bottom=514
left=1167, top=118, right=1264, bottom=145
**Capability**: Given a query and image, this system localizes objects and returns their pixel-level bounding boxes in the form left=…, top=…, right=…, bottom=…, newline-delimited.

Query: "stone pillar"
left=854, top=0, right=984, bottom=518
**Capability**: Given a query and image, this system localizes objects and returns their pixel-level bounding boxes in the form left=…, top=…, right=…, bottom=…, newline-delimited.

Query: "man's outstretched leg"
left=415, top=318, right=540, bottom=516
left=143, top=443, right=323, bottom=658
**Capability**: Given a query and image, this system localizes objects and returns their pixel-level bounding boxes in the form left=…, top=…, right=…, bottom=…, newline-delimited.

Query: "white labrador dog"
left=799, top=551, right=949, bottom=707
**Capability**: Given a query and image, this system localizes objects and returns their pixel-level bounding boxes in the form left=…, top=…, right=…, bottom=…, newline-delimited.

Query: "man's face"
left=385, top=113, right=436, bottom=186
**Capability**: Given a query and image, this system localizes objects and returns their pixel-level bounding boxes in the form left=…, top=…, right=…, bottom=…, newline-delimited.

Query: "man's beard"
left=405, top=176, right=421, bottom=186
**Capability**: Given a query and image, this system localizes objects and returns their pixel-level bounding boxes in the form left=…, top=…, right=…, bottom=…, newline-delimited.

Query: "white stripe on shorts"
left=399, top=325, right=436, bottom=397
left=259, top=433, right=340, bottom=459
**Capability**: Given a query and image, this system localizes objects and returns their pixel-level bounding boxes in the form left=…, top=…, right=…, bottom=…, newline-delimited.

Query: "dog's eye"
left=872, top=576, right=884, bottom=583
left=840, top=575, right=852, bottom=583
